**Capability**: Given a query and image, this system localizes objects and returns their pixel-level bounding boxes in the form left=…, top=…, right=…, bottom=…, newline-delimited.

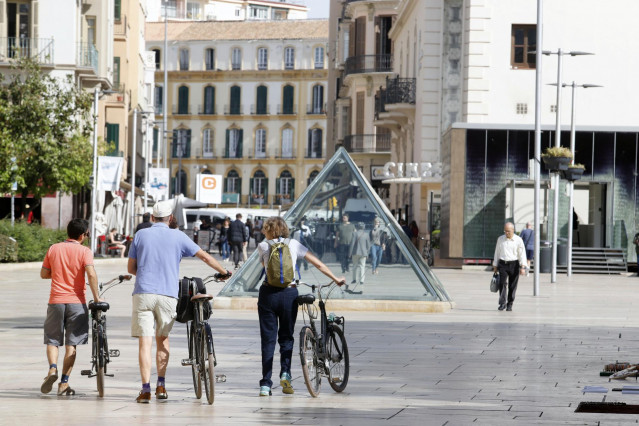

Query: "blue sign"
left=222, top=193, right=239, bottom=203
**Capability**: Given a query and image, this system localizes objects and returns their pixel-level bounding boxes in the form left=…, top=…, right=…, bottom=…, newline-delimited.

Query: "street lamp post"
left=564, top=82, right=602, bottom=276
left=543, top=49, right=593, bottom=283
left=130, top=109, right=155, bottom=234
left=533, top=0, right=543, bottom=296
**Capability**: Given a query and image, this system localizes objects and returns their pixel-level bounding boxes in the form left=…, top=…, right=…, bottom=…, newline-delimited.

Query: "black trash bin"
left=557, top=238, right=568, bottom=266
left=539, top=241, right=552, bottom=273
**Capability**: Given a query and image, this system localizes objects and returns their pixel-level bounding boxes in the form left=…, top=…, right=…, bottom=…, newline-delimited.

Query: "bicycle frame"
left=299, top=282, right=345, bottom=361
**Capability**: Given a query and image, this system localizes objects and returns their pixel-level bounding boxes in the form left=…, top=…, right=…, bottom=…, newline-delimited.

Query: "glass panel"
left=282, top=128, right=293, bottom=157
left=514, top=47, right=524, bottom=63
left=514, top=29, right=524, bottom=45
left=593, top=132, right=614, bottom=179
left=218, top=148, right=452, bottom=302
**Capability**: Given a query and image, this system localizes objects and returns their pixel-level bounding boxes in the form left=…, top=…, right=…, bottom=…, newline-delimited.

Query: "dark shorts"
left=43, top=303, right=89, bottom=346
left=526, top=249, right=534, bottom=261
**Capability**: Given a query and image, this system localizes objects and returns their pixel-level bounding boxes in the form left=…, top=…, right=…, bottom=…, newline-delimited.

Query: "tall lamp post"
left=533, top=0, right=543, bottom=296
left=543, top=49, right=593, bottom=283
left=564, top=82, right=602, bottom=276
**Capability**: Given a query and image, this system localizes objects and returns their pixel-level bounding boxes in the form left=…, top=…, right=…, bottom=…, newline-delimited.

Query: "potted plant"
left=542, top=146, right=573, bottom=172
left=561, top=163, right=586, bottom=181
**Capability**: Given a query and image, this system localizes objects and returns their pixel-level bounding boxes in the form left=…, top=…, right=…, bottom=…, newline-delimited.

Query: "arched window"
left=230, top=86, right=241, bottom=115
left=277, top=170, right=294, bottom=202
left=308, top=170, right=319, bottom=185
left=311, top=84, right=324, bottom=114
left=172, top=129, right=191, bottom=158
left=251, top=170, right=267, bottom=203
left=255, top=128, right=266, bottom=158
left=257, top=47, right=268, bottom=70
left=281, top=128, right=293, bottom=158
left=204, top=48, right=215, bottom=70
left=202, top=128, right=213, bottom=157
left=179, top=48, right=189, bottom=70
left=178, top=86, right=189, bottom=114
left=282, top=84, right=294, bottom=114
left=284, top=47, right=295, bottom=70
left=314, top=46, right=324, bottom=69
left=225, top=169, right=241, bottom=194
left=203, top=86, right=215, bottom=114
left=225, top=128, right=243, bottom=158
left=232, top=47, right=242, bottom=70
left=307, top=128, right=322, bottom=158
left=256, top=85, right=268, bottom=115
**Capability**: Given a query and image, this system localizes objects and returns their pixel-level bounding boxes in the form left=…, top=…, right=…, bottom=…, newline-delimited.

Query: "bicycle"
left=420, top=236, right=434, bottom=267
left=297, top=280, right=349, bottom=397
left=81, top=274, right=132, bottom=397
left=180, top=271, right=231, bottom=404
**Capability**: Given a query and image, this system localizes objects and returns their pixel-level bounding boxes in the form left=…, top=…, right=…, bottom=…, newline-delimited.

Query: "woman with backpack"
left=256, top=216, right=345, bottom=397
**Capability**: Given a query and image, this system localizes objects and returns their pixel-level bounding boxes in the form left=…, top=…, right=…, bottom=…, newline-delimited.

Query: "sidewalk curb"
left=0, top=257, right=128, bottom=271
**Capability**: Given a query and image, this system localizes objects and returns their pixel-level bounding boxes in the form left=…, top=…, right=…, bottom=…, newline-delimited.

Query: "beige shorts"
left=131, top=294, right=178, bottom=337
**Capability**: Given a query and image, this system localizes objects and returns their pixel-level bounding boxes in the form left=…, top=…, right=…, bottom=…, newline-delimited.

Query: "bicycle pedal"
left=105, top=374, right=115, bottom=377
left=109, top=349, right=120, bottom=357
left=215, top=374, right=226, bottom=383
left=181, top=358, right=194, bottom=366
left=80, top=370, right=92, bottom=376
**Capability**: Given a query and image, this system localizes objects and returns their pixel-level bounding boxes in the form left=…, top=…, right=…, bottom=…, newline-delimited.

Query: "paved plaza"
left=2, top=257, right=639, bottom=425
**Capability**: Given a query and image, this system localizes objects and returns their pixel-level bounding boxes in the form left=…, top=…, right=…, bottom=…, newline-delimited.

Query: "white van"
left=182, top=207, right=282, bottom=230
left=343, top=198, right=378, bottom=226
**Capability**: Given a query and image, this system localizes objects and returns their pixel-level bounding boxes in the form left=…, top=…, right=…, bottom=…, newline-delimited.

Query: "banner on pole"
left=97, top=157, right=124, bottom=192
left=148, top=168, right=169, bottom=201
left=196, top=174, right=222, bottom=204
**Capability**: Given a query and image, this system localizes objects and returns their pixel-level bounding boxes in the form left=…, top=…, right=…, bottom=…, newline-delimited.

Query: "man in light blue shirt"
left=127, top=200, right=229, bottom=403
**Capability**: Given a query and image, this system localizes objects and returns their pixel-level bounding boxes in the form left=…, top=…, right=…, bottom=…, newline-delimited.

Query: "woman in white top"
left=256, top=216, right=344, bottom=397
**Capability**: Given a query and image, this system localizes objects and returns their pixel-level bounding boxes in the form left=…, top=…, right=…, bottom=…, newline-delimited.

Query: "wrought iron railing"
left=343, top=133, right=391, bottom=153
left=344, top=54, right=392, bottom=77
left=0, top=37, right=54, bottom=65
left=77, top=42, right=98, bottom=74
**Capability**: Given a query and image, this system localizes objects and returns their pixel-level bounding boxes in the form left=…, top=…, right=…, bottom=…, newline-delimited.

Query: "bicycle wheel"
left=299, top=326, right=321, bottom=397
left=96, top=324, right=105, bottom=397
left=189, top=324, right=202, bottom=399
left=201, top=327, right=215, bottom=404
left=327, top=325, right=349, bottom=393
left=427, top=248, right=434, bottom=267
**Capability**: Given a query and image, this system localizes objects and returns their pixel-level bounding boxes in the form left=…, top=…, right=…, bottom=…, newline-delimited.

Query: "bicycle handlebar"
left=203, top=270, right=233, bottom=283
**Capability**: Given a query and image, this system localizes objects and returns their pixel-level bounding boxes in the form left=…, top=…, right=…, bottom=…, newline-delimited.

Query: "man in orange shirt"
left=40, top=218, right=100, bottom=396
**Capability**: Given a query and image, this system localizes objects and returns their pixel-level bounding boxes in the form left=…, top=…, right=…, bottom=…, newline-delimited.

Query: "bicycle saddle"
left=89, top=301, right=110, bottom=312
left=191, top=293, right=214, bottom=302
left=296, top=294, right=315, bottom=305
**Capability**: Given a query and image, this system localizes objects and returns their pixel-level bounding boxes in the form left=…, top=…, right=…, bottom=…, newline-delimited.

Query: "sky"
left=304, top=0, right=330, bottom=19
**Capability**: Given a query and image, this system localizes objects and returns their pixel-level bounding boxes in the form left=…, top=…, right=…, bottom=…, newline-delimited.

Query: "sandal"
left=41, top=368, right=58, bottom=394
left=57, top=383, right=76, bottom=396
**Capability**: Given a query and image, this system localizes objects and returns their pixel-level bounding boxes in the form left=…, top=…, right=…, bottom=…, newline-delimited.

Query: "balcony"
left=0, top=37, right=54, bottom=65
left=197, top=104, right=216, bottom=115
left=307, top=104, right=327, bottom=115
left=344, top=54, right=392, bottom=77
left=276, top=104, right=297, bottom=115
left=247, top=148, right=269, bottom=159
left=77, top=43, right=98, bottom=74
left=250, top=104, right=270, bottom=115
left=172, top=105, right=191, bottom=115
left=385, top=77, right=416, bottom=105
left=375, top=77, right=416, bottom=123
left=274, top=148, right=296, bottom=159
left=224, top=104, right=243, bottom=115
left=105, top=83, right=126, bottom=104
left=343, top=134, right=391, bottom=153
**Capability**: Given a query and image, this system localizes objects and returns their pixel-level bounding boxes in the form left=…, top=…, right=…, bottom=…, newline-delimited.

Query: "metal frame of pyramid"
left=217, top=148, right=453, bottom=308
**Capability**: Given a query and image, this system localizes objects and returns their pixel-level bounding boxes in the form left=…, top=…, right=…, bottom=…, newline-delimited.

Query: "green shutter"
left=172, top=130, right=178, bottom=157
left=283, top=85, right=294, bottom=114
left=114, top=0, right=121, bottom=20
left=275, top=178, right=280, bottom=195
left=230, top=86, right=241, bottom=114
left=178, top=86, right=189, bottom=114
left=237, top=177, right=242, bottom=194
left=317, top=129, right=323, bottom=157
left=153, top=128, right=159, bottom=154
left=291, top=178, right=295, bottom=200
left=106, top=123, right=119, bottom=156
left=225, top=130, right=230, bottom=158
left=238, top=129, right=243, bottom=157
left=264, top=178, right=268, bottom=199
left=205, top=86, right=215, bottom=114
left=257, top=85, right=267, bottom=114
left=249, top=178, right=254, bottom=197
left=307, top=129, right=312, bottom=157
left=184, top=130, right=191, bottom=157
left=224, top=177, right=228, bottom=192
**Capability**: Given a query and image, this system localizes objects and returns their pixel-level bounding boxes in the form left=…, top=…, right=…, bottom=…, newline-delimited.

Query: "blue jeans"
left=257, top=284, right=299, bottom=388
left=370, top=244, right=383, bottom=271
left=221, top=241, right=230, bottom=259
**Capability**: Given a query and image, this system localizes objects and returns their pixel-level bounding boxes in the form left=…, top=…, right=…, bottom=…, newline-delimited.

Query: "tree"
left=0, top=58, right=94, bottom=205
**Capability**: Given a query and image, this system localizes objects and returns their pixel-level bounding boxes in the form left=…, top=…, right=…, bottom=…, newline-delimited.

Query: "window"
left=114, top=0, right=121, bottom=21
left=202, top=129, right=214, bottom=157
left=282, top=128, right=293, bottom=158
left=205, top=48, right=215, bottom=70
left=511, top=24, right=536, bottom=69
left=225, top=170, right=240, bottom=194
left=106, top=123, right=119, bottom=156
left=307, top=128, right=322, bottom=158
left=255, top=128, right=266, bottom=158
left=256, top=85, right=267, bottom=115
left=86, top=16, right=96, bottom=47
left=153, top=127, right=159, bottom=157
left=249, top=6, right=268, bottom=19
left=225, top=128, right=243, bottom=158
left=311, top=84, right=324, bottom=114
left=178, top=86, right=189, bottom=114
left=172, top=129, right=191, bottom=158
left=179, top=49, right=189, bottom=70
left=516, top=103, right=528, bottom=114
left=308, top=170, right=319, bottom=185
left=277, top=170, right=294, bottom=201
left=152, top=49, right=161, bottom=70
left=230, top=86, right=241, bottom=115
left=187, top=2, right=200, bottom=19
left=154, top=86, right=163, bottom=114
left=203, top=86, right=215, bottom=114
left=113, top=57, right=121, bottom=89
left=257, top=48, right=268, bottom=70
left=284, top=47, right=295, bottom=70
left=235, top=8, right=241, bottom=17
left=273, top=9, right=287, bottom=20
left=251, top=170, right=267, bottom=201
left=282, top=85, right=294, bottom=114
left=314, top=46, right=325, bottom=69
left=232, top=48, right=242, bottom=70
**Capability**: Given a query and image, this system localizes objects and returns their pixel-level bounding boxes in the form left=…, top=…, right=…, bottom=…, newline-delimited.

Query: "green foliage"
left=430, top=229, right=441, bottom=249
left=542, top=146, right=573, bottom=158
left=0, top=220, right=67, bottom=262
left=0, top=234, right=18, bottom=262
left=0, top=58, right=94, bottom=198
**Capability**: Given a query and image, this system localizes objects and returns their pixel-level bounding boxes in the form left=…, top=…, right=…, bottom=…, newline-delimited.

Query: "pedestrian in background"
left=220, top=219, right=230, bottom=261
left=348, top=221, right=371, bottom=292
left=335, top=214, right=355, bottom=273
left=229, top=213, right=247, bottom=269
left=135, top=212, right=153, bottom=233
left=519, top=222, right=534, bottom=275
left=369, top=218, right=386, bottom=275
left=492, top=222, right=527, bottom=311
left=40, top=218, right=101, bottom=396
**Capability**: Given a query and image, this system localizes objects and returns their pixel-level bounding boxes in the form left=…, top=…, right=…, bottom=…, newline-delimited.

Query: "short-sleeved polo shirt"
left=42, top=240, right=94, bottom=304
left=129, top=223, right=201, bottom=298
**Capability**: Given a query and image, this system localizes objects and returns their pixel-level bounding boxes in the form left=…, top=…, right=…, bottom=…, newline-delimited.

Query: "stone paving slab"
left=3, top=259, right=639, bottom=424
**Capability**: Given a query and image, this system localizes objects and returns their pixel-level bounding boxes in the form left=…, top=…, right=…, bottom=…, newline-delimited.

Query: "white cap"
left=152, top=200, right=174, bottom=218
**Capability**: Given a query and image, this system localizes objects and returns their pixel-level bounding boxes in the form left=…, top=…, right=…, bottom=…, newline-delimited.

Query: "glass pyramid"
left=218, top=148, right=452, bottom=302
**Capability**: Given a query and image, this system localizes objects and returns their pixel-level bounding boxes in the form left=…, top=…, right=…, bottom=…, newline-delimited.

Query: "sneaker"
left=136, top=390, right=151, bottom=403
left=155, top=385, right=167, bottom=399
left=280, top=372, right=294, bottom=394
left=259, top=386, right=272, bottom=396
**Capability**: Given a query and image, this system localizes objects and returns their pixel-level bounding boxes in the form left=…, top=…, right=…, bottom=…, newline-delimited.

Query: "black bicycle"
left=297, top=280, right=349, bottom=397
left=181, top=272, right=231, bottom=404
left=420, top=236, right=435, bottom=267
left=81, top=274, right=132, bottom=397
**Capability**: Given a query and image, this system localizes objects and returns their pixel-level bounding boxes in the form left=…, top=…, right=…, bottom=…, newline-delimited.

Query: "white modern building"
left=147, top=0, right=308, bottom=22
left=146, top=19, right=328, bottom=205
